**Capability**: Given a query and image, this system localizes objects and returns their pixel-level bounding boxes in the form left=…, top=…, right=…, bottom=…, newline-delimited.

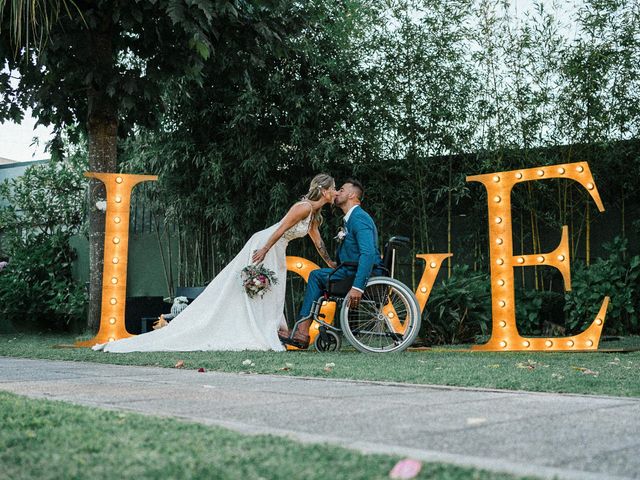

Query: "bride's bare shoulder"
left=290, top=200, right=313, bottom=215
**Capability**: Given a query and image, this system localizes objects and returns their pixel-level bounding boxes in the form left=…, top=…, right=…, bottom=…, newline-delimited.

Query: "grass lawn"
left=1, top=334, right=639, bottom=397
left=0, top=390, right=535, bottom=480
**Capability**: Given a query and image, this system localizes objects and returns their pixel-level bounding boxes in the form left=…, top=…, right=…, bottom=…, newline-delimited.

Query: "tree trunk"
left=86, top=21, right=118, bottom=332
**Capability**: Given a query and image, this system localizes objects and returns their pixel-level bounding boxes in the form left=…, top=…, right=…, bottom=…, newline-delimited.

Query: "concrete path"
left=1, top=357, right=638, bottom=480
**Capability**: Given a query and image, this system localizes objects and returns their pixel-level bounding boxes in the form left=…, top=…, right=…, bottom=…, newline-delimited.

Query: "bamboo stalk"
left=557, top=179, right=562, bottom=224
left=585, top=200, right=590, bottom=266
left=520, top=210, right=525, bottom=289
left=411, top=228, right=416, bottom=289
left=154, top=220, right=171, bottom=298
left=621, top=193, right=626, bottom=261
left=528, top=184, right=539, bottom=290
left=447, top=157, right=452, bottom=278
left=167, top=221, right=174, bottom=297
left=183, top=231, right=188, bottom=286
left=214, top=225, right=217, bottom=278
left=177, top=225, right=183, bottom=286
left=535, top=209, right=542, bottom=291
left=570, top=187, right=575, bottom=258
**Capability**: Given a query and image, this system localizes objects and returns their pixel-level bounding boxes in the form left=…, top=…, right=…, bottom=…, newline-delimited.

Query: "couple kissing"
left=93, top=174, right=383, bottom=353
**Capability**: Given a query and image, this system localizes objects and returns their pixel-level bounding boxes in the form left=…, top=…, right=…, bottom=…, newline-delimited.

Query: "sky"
left=0, top=111, right=53, bottom=162
left=0, top=0, right=579, bottom=163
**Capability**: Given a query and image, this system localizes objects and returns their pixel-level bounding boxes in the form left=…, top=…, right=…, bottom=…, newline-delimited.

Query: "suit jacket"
left=336, top=206, right=384, bottom=291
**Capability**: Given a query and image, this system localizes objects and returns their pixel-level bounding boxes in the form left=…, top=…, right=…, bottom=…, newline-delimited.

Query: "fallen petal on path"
left=389, top=459, right=422, bottom=479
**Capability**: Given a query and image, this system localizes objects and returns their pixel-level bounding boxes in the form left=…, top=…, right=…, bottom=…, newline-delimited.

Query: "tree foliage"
left=0, top=0, right=295, bottom=329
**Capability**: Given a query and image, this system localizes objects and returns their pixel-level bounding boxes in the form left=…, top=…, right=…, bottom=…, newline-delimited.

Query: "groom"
left=286, top=179, right=385, bottom=349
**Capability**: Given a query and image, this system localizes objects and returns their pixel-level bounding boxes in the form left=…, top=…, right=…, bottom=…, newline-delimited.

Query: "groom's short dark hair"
left=345, top=178, right=364, bottom=200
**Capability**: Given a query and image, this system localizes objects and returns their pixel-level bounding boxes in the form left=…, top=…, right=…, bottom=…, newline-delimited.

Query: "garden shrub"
left=515, top=289, right=566, bottom=337
left=565, top=237, right=640, bottom=336
left=0, top=155, right=87, bottom=332
left=422, top=264, right=492, bottom=344
left=0, top=232, right=86, bottom=331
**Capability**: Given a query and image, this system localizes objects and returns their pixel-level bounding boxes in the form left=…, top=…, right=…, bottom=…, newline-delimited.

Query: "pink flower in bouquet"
left=240, top=264, right=278, bottom=299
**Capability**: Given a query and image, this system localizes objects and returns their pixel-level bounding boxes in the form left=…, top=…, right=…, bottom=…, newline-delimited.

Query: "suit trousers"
left=298, top=265, right=385, bottom=321
left=298, top=266, right=355, bottom=320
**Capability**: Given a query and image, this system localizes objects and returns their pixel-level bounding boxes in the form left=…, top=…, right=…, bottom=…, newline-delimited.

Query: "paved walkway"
left=1, top=357, right=638, bottom=480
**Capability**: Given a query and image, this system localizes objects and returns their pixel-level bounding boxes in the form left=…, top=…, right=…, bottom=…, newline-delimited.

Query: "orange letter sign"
left=467, top=162, right=609, bottom=351
left=77, top=173, right=158, bottom=347
left=286, top=253, right=451, bottom=341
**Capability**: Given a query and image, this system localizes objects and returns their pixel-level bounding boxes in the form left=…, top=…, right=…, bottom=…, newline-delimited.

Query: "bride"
left=93, top=174, right=337, bottom=352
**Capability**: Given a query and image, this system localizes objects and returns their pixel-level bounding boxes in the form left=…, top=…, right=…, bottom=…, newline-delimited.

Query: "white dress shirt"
left=343, top=204, right=359, bottom=223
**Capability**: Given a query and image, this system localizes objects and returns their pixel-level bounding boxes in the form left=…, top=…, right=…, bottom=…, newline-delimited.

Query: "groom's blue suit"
left=298, top=205, right=385, bottom=320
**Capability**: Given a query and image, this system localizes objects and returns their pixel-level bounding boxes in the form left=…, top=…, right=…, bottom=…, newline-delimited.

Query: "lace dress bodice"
left=282, top=203, right=313, bottom=241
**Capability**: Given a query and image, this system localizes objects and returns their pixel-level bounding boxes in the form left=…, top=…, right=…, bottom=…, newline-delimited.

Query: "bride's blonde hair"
left=303, top=173, right=335, bottom=226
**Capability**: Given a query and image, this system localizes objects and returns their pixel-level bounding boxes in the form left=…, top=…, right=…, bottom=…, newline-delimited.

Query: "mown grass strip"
left=1, top=334, right=639, bottom=397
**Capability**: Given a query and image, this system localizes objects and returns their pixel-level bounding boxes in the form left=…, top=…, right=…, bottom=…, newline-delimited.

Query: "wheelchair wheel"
left=313, top=330, right=341, bottom=352
left=340, top=276, right=421, bottom=353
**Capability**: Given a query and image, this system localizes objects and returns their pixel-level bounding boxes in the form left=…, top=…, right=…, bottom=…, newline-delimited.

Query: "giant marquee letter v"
left=467, top=163, right=609, bottom=351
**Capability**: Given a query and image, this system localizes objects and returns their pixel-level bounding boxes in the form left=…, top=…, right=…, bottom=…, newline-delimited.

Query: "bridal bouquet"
left=241, top=264, right=278, bottom=299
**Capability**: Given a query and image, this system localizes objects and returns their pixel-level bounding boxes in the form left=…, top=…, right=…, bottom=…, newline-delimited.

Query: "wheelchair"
left=290, top=236, right=421, bottom=353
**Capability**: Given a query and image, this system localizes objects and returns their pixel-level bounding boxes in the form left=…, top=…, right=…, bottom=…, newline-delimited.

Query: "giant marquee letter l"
left=467, top=162, right=610, bottom=351
left=76, top=173, right=158, bottom=347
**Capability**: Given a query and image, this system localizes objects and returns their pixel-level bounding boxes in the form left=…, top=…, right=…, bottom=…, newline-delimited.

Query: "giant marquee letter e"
left=468, top=163, right=610, bottom=351
left=76, top=172, right=158, bottom=347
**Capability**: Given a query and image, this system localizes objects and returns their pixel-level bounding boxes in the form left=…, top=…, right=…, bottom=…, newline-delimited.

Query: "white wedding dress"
left=93, top=206, right=313, bottom=352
